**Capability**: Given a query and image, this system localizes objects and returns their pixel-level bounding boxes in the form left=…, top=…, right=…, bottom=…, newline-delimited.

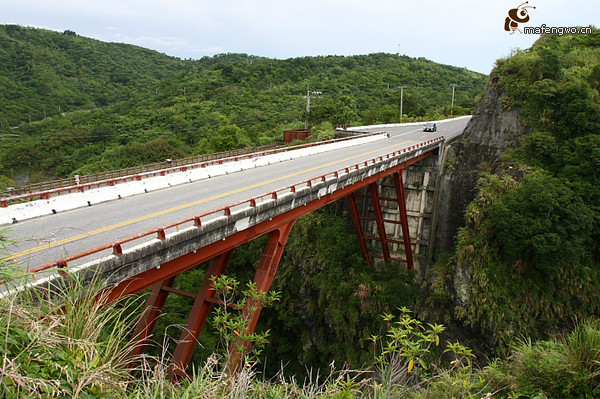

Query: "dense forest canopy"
left=0, top=24, right=486, bottom=186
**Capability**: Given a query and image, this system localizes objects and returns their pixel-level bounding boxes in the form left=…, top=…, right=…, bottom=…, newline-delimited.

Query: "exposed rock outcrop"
left=434, top=76, right=530, bottom=254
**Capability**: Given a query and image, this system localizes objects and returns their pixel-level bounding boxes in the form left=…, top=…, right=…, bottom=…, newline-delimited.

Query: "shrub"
left=486, top=319, right=600, bottom=398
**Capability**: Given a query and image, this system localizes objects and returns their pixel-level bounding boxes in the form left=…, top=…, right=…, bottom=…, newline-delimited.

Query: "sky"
left=1, top=0, right=598, bottom=75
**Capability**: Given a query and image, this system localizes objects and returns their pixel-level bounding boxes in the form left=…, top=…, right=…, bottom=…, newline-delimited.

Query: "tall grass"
left=0, top=264, right=362, bottom=398
left=1, top=250, right=599, bottom=398
left=485, top=319, right=600, bottom=398
left=0, top=271, right=143, bottom=398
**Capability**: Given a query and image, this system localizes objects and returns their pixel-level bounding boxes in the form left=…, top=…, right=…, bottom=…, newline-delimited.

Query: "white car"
left=423, top=122, right=437, bottom=132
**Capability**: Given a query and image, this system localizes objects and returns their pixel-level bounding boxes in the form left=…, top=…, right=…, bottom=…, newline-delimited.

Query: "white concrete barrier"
left=341, top=115, right=472, bottom=132
left=1, top=133, right=388, bottom=225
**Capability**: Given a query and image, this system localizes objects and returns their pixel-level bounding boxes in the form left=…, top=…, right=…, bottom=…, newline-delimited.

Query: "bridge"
left=1, top=116, right=469, bottom=377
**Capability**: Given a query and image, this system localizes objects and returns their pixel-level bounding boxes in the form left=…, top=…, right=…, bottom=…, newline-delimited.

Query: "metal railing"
left=27, top=136, right=444, bottom=274
left=2, top=144, right=283, bottom=197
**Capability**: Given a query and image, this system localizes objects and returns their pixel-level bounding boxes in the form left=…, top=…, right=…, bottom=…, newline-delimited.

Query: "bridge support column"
left=346, top=171, right=415, bottom=270
left=347, top=192, right=370, bottom=264
left=228, top=220, right=296, bottom=373
left=369, top=182, right=392, bottom=262
left=130, top=275, right=177, bottom=360
left=393, top=171, right=414, bottom=270
left=170, top=250, right=234, bottom=379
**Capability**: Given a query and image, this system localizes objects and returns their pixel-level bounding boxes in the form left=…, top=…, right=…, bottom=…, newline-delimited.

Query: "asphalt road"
left=3, top=117, right=469, bottom=269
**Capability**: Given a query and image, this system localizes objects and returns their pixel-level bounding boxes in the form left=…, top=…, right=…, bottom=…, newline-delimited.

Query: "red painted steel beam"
left=170, top=250, right=234, bottom=380
left=369, top=182, right=392, bottom=263
left=103, top=150, right=434, bottom=303
left=228, top=221, right=296, bottom=373
left=393, top=171, right=414, bottom=270
left=130, top=275, right=177, bottom=359
left=347, top=192, right=370, bottom=265
left=244, top=221, right=295, bottom=330
left=160, top=286, right=197, bottom=299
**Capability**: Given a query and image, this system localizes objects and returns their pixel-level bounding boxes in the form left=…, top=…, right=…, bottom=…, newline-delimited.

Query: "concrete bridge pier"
left=347, top=149, right=443, bottom=283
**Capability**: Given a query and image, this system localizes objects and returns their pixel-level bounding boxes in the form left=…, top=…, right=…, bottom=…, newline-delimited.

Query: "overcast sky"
left=1, top=0, right=598, bottom=74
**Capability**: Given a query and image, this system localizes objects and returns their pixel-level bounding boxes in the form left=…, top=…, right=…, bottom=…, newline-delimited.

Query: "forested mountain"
left=0, top=24, right=486, bottom=186
left=428, top=29, right=600, bottom=357
left=0, top=25, right=192, bottom=126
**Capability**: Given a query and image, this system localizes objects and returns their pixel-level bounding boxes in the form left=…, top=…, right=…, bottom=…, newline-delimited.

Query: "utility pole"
left=450, top=84, right=456, bottom=117
left=305, top=87, right=311, bottom=130
left=304, top=87, right=321, bottom=130
left=399, top=86, right=407, bottom=123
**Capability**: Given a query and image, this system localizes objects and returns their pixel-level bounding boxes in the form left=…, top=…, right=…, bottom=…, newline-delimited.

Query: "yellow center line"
left=11, top=140, right=413, bottom=259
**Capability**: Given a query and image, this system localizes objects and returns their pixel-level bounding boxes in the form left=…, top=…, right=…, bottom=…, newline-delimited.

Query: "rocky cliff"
left=434, top=76, right=530, bottom=254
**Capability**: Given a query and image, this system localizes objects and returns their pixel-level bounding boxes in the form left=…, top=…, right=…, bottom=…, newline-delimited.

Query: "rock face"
left=434, top=76, right=530, bottom=254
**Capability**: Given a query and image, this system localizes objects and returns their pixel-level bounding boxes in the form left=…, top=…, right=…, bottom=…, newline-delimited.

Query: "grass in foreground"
left=1, top=267, right=599, bottom=398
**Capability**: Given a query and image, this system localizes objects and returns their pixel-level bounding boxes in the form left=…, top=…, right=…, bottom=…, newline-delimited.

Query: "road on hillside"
left=3, top=118, right=469, bottom=269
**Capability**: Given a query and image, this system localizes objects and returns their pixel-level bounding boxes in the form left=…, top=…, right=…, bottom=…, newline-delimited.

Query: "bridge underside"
left=102, top=150, right=434, bottom=378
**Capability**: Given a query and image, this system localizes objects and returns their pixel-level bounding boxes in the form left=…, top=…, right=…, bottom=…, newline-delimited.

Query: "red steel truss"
left=393, top=171, right=414, bottom=269
left=346, top=171, right=414, bottom=269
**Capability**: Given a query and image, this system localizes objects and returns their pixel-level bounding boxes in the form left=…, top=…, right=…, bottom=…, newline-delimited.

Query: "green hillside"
left=0, top=25, right=191, bottom=126
left=0, top=24, right=486, bottom=185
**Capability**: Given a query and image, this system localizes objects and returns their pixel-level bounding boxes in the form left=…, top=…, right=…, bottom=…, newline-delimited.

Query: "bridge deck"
left=2, top=118, right=468, bottom=292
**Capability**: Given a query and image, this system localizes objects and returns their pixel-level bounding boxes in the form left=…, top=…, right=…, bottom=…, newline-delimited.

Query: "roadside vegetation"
left=1, top=258, right=599, bottom=398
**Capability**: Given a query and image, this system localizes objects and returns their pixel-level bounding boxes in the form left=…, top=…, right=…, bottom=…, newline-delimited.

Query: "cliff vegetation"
left=426, top=28, right=600, bottom=360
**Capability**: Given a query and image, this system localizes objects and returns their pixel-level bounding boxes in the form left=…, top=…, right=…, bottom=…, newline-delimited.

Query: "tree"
left=485, top=172, right=594, bottom=277
left=210, top=124, right=244, bottom=152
